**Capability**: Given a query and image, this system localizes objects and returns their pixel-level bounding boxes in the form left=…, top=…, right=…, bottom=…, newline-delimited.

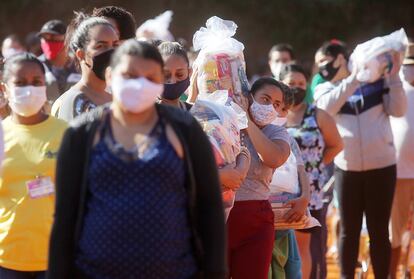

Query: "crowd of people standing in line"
left=0, top=5, right=413, bottom=279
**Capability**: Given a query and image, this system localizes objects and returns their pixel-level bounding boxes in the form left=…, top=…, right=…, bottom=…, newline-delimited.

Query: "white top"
left=390, top=77, right=414, bottom=179
left=314, top=75, right=406, bottom=171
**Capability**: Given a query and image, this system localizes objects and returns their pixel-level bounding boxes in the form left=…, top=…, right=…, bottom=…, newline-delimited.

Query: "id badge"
left=26, top=177, right=55, bottom=199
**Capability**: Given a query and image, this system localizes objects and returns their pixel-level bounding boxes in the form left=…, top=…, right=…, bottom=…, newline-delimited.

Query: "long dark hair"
left=2, top=52, right=45, bottom=81
left=250, top=77, right=292, bottom=107
left=110, top=39, right=164, bottom=69
left=92, top=6, right=136, bottom=40
left=65, top=12, right=114, bottom=59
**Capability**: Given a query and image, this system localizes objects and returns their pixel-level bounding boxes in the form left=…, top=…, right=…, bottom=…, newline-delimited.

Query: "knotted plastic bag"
left=192, top=16, right=250, bottom=104
left=136, top=10, right=174, bottom=42
left=350, top=28, right=408, bottom=83
left=190, top=90, right=248, bottom=221
left=191, top=90, right=247, bottom=165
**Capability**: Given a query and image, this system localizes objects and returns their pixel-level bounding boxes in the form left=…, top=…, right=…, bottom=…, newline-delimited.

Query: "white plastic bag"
left=270, top=151, right=299, bottom=194
left=350, top=28, right=408, bottom=83
left=136, top=10, right=174, bottom=42
left=192, top=16, right=250, bottom=104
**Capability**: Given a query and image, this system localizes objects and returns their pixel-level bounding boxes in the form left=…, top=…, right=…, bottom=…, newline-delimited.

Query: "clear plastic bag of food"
left=190, top=90, right=247, bottom=165
left=350, top=28, right=408, bottom=83
left=269, top=192, right=321, bottom=230
left=192, top=16, right=250, bottom=104
left=190, top=90, right=247, bottom=220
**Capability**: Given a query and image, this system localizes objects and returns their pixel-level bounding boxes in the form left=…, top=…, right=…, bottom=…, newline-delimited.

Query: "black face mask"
left=319, top=58, right=340, bottom=81
left=162, top=78, right=190, bottom=100
left=91, top=49, right=115, bottom=81
left=291, top=87, right=307, bottom=106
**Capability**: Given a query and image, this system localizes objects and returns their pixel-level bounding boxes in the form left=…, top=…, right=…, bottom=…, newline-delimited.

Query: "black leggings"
left=335, top=165, right=396, bottom=279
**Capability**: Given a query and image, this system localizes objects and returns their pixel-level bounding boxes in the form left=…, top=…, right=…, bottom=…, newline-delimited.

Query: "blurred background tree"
left=0, top=0, right=413, bottom=76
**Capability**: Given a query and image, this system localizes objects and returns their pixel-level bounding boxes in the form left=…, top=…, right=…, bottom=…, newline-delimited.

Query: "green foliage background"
left=1, top=0, right=413, bottom=75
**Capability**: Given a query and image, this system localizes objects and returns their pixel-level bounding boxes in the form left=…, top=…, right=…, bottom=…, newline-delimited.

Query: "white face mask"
left=111, top=75, right=164, bottom=114
left=249, top=99, right=278, bottom=126
left=402, top=65, right=414, bottom=84
left=7, top=85, right=47, bottom=117
left=272, top=115, right=287, bottom=126
left=270, top=62, right=285, bottom=80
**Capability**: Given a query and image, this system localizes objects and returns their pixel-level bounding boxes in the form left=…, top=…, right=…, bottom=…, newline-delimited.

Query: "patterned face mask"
left=249, top=99, right=278, bottom=126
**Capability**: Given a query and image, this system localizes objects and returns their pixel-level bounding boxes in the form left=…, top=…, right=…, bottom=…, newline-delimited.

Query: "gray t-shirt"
left=236, top=124, right=290, bottom=201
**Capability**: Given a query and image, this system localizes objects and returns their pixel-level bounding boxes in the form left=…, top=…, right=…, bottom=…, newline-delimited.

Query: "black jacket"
left=47, top=104, right=227, bottom=279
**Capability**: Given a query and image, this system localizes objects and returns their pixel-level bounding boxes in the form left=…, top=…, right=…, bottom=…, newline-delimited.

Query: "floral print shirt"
left=287, top=105, right=327, bottom=210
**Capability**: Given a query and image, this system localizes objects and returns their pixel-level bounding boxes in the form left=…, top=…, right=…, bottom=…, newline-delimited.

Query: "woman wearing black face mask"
left=157, top=42, right=193, bottom=110
left=281, top=64, right=343, bottom=279
left=314, top=41, right=407, bottom=279
left=51, top=12, right=120, bottom=122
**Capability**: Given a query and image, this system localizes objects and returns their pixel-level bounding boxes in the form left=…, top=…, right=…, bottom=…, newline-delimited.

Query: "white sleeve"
left=314, top=76, right=360, bottom=116
left=383, top=74, right=407, bottom=117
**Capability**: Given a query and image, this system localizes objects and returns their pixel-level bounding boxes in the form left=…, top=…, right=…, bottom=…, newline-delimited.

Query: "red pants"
left=227, top=200, right=274, bottom=279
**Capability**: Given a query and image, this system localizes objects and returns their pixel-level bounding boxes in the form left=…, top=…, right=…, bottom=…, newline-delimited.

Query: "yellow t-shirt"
left=0, top=116, right=67, bottom=271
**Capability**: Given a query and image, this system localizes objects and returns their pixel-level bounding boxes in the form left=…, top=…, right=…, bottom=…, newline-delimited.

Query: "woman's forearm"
left=246, top=119, right=290, bottom=168
left=322, top=145, right=342, bottom=165
left=235, top=147, right=250, bottom=178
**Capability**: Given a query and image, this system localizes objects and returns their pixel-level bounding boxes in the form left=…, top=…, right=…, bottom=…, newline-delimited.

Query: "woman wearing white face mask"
left=281, top=64, right=342, bottom=279
left=47, top=40, right=226, bottom=279
left=227, top=77, right=291, bottom=279
left=0, top=53, right=67, bottom=278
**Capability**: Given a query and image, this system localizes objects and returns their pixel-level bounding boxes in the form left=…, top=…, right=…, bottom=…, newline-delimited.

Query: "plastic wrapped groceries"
left=136, top=10, right=174, bottom=42
left=190, top=90, right=248, bottom=220
left=271, top=151, right=300, bottom=195
left=269, top=155, right=320, bottom=230
left=190, top=90, right=248, bottom=165
left=350, top=28, right=408, bottom=83
left=269, top=192, right=321, bottom=230
left=192, top=16, right=250, bottom=104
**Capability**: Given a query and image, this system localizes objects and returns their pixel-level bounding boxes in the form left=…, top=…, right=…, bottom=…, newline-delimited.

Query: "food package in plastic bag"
left=190, top=90, right=248, bottom=220
left=190, top=90, right=248, bottom=165
left=269, top=192, right=321, bottom=230
left=192, top=16, right=250, bottom=105
left=350, top=28, right=408, bottom=83
left=136, top=10, right=174, bottom=42
left=270, top=150, right=300, bottom=195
